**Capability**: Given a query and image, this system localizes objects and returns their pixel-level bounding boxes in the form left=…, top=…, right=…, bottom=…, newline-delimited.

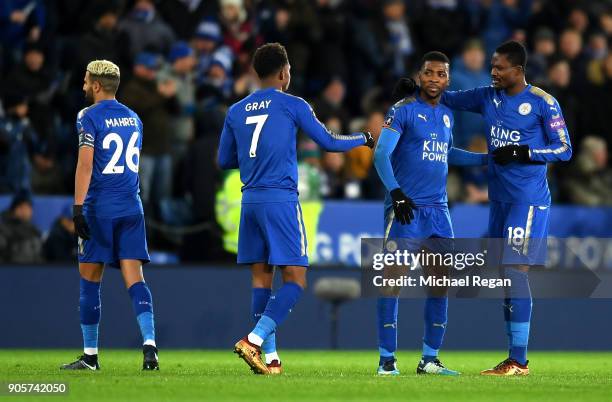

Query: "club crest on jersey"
left=518, top=103, right=531, bottom=115
left=443, top=114, right=451, bottom=128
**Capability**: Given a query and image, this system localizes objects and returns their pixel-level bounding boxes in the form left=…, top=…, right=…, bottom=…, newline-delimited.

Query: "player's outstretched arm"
left=293, top=97, right=371, bottom=151
left=391, top=77, right=486, bottom=114
left=217, top=116, right=239, bottom=170
left=374, top=128, right=416, bottom=225
left=448, top=147, right=488, bottom=166
left=440, top=87, right=487, bottom=113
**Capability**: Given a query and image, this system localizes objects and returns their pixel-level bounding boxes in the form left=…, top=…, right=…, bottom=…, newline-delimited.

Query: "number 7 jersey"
left=77, top=99, right=144, bottom=218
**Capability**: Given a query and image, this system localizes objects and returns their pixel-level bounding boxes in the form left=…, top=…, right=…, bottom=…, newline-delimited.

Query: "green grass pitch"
left=1, top=350, right=611, bottom=401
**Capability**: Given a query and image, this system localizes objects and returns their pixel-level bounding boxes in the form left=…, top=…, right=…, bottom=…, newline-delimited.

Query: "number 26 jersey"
left=76, top=99, right=144, bottom=218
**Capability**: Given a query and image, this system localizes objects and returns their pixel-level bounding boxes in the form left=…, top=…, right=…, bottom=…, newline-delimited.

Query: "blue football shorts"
left=384, top=205, right=454, bottom=254
left=237, top=201, right=308, bottom=267
left=488, top=201, right=550, bottom=266
left=78, top=213, right=150, bottom=268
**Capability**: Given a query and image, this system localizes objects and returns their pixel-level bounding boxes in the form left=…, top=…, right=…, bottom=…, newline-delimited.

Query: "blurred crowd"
left=1, top=0, right=612, bottom=259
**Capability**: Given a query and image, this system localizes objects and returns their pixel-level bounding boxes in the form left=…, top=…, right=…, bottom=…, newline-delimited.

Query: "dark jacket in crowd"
left=43, top=218, right=77, bottom=262
left=120, top=76, right=179, bottom=155
left=0, top=211, right=43, bottom=263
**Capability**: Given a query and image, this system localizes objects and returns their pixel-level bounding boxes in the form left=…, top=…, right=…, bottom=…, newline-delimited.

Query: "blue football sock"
left=377, top=297, right=398, bottom=365
left=505, top=268, right=532, bottom=365
left=422, top=297, right=448, bottom=362
left=252, top=282, right=303, bottom=341
left=503, top=298, right=512, bottom=355
left=80, top=278, right=101, bottom=353
left=252, top=288, right=276, bottom=354
left=128, top=282, right=155, bottom=344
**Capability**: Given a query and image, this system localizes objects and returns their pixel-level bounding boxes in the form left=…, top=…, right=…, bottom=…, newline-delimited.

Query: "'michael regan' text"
left=105, top=117, right=138, bottom=128
left=372, top=275, right=511, bottom=289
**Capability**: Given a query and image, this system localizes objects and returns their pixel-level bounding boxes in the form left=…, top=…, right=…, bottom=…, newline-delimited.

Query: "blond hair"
left=86, top=60, right=120, bottom=93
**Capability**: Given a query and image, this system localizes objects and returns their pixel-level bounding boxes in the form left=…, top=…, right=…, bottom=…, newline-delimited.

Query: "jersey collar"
left=501, top=84, right=532, bottom=100
left=96, top=99, right=118, bottom=105
left=416, top=92, right=443, bottom=109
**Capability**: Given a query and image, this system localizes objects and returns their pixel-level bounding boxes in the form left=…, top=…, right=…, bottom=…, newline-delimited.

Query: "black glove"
left=392, top=77, right=417, bottom=102
left=390, top=188, right=416, bottom=225
left=73, top=205, right=90, bottom=240
left=492, top=145, right=530, bottom=165
left=363, top=131, right=375, bottom=148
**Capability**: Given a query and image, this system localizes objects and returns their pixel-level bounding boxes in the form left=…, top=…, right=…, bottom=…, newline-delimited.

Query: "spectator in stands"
left=567, top=6, right=590, bottom=35
left=313, top=78, right=350, bottom=132
left=192, top=20, right=232, bottom=85
left=197, top=50, right=234, bottom=107
left=600, top=7, right=612, bottom=37
left=0, top=0, right=45, bottom=72
left=381, top=0, right=415, bottom=79
left=545, top=57, right=578, bottom=145
left=232, top=67, right=259, bottom=102
left=256, top=0, right=319, bottom=94
left=7, top=42, right=57, bottom=137
left=43, top=203, right=76, bottom=261
left=449, top=39, right=489, bottom=147
left=219, top=0, right=259, bottom=72
left=297, top=139, right=322, bottom=201
left=347, top=3, right=389, bottom=103
left=558, top=28, right=588, bottom=90
left=0, top=92, right=50, bottom=194
left=585, top=31, right=607, bottom=61
left=6, top=42, right=60, bottom=194
left=121, top=52, right=178, bottom=214
left=527, top=27, right=556, bottom=86
left=472, top=0, right=532, bottom=57
left=416, top=0, right=468, bottom=58
left=157, top=0, right=216, bottom=40
left=118, top=0, right=175, bottom=60
left=320, top=117, right=346, bottom=199
left=345, top=111, right=382, bottom=182
left=0, top=191, right=43, bottom=263
left=564, top=137, right=612, bottom=206
left=163, top=41, right=197, bottom=155
left=309, top=0, right=349, bottom=83
left=581, top=52, right=612, bottom=144
left=345, top=109, right=386, bottom=200
left=74, top=4, right=129, bottom=80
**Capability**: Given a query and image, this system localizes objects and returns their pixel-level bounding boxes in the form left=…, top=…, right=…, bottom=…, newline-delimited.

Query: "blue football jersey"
left=382, top=95, right=455, bottom=209
left=77, top=99, right=144, bottom=217
left=217, top=87, right=366, bottom=202
left=441, top=85, right=572, bottom=205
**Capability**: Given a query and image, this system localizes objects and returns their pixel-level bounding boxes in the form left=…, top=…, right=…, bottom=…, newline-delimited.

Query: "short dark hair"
left=90, top=74, right=120, bottom=94
left=420, top=51, right=450, bottom=69
left=495, top=40, right=528, bottom=69
left=252, top=43, right=289, bottom=79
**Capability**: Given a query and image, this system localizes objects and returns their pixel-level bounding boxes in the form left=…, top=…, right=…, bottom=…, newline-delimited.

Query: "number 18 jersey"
left=77, top=99, right=144, bottom=218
